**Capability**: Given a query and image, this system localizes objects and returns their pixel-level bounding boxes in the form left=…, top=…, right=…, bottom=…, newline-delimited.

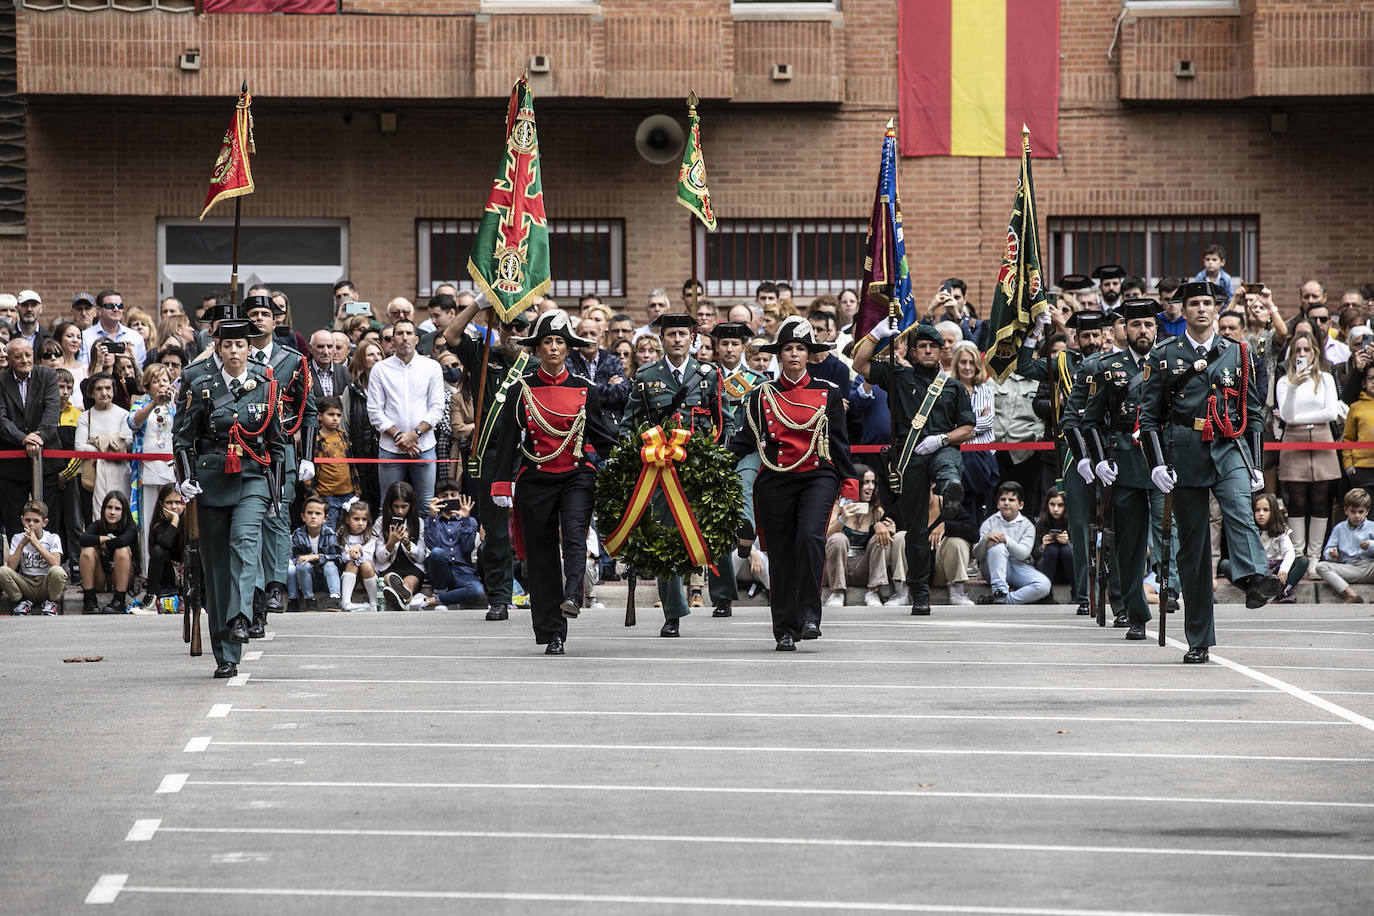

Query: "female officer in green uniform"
left=173, top=317, right=287, bottom=678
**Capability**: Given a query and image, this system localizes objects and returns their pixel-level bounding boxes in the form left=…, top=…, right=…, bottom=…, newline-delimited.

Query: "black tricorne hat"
left=1170, top=281, right=1225, bottom=304
left=710, top=321, right=752, bottom=341
left=1091, top=264, right=1127, bottom=281
left=242, top=294, right=283, bottom=316
left=213, top=319, right=256, bottom=341
left=1119, top=297, right=1159, bottom=321
left=1058, top=274, right=1094, bottom=293
left=514, top=309, right=594, bottom=349
left=1067, top=310, right=1107, bottom=332
left=759, top=315, right=833, bottom=354
left=653, top=312, right=698, bottom=332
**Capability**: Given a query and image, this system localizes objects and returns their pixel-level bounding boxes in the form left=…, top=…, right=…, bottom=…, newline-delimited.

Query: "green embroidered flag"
left=467, top=75, right=551, bottom=321
left=983, top=127, right=1049, bottom=382
left=676, top=92, right=716, bottom=231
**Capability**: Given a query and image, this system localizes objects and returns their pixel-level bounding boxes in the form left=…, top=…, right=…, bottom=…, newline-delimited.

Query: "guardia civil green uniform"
left=244, top=295, right=315, bottom=623
left=863, top=323, right=973, bottom=615
left=173, top=319, right=287, bottom=676
left=1072, top=299, right=1161, bottom=635
left=618, top=314, right=725, bottom=632
left=1139, top=282, right=1279, bottom=662
left=710, top=322, right=766, bottom=617
left=1017, top=304, right=1102, bottom=614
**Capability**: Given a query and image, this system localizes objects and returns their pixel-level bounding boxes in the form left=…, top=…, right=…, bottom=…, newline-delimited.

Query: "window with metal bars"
left=417, top=218, right=624, bottom=301
left=691, top=218, right=868, bottom=300
left=1046, top=216, right=1259, bottom=290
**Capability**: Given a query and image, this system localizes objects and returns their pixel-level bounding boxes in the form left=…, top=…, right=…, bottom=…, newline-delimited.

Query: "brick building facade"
left=2, top=0, right=1372, bottom=332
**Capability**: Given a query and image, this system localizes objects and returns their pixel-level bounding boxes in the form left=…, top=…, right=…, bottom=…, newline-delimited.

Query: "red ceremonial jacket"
left=729, top=371, right=860, bottom=499
left=490, top=364, right=618, bottom=499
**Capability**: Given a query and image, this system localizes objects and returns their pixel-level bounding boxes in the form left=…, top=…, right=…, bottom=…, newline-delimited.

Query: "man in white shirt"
left=80, top=289, right=147, bottom=365
left=367, top=318, right=446, bottom=515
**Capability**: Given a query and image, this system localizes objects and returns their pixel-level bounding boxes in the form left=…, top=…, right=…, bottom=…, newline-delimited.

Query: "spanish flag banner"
left=898, top=0, right=1059, bottom=158
left=676, top=92, right=716, bottom=231
left=199, top=86, right=255, bottom=220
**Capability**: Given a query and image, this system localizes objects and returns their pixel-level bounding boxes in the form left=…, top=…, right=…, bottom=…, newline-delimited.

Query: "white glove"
left=1249, top=469, right=1264, bottom=492
left=492, top=495, right=513, bottom=509
left=913, top=434, right=945, bottom=456
left=178, top=480, right=203, bottom=501
left=297, top=459, right=316, bottom=483
left=1033, top=309, right=1052, bottom=332
left=1150, top=465, right=1177, bottom=494
left=868, top=318, right=899, bottom=341
left=1075, top=458, right=1095, bottom=484
left=1094, top=460, right=1117, bottom=486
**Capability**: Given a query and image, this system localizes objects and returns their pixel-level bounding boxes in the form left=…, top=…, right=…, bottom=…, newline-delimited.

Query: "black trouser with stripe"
left=754, top=468, right=838, bottom=642
left=516, top=468, right=595, bottom=645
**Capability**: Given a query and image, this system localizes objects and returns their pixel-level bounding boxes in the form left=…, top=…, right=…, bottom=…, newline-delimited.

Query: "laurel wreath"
left=594, top=421, right=745, bottom=580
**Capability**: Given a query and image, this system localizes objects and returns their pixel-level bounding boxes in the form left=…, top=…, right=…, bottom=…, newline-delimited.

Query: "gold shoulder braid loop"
left=518, top=380, right=587, bottom=466
left=749, top=387, right=828, bottom=473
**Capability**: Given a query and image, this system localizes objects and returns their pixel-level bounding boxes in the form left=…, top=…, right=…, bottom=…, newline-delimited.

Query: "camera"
left=440, top=497, right=464, bottom=513
left=106, top=341, right=126, bottom=354
left=345, top=301, right=372, bottom=317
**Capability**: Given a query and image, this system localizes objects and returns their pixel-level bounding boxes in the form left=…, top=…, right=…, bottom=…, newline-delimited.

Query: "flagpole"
left=687, top=92, right=700, bottom=321
left=885, top=119, right=897, bottom=453
left=469, top=318, right=493, bottom=462
left=229, top=79, right=248, bottom=298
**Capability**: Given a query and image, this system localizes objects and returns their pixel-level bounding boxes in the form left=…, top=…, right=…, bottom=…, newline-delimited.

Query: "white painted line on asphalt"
left=155, top=774, right=188, bottom=794
left=183, top=737, right=212, bottom=753
left=1153, top=632, right=1374, bottom=734
left=1310, top=690, right=1374, bottom=696
left=150, top=824, right=1374, bottom=862
left=249, top=677, right=1274, bottom=694
left=243, top=650, right=263, bottom=661
left=227, top=672, right=251, bottom=687
left=124, top=820, right=160, bottom=842
left=103, top=882, right=1253, bottom=915
left=1222, top=627, right=1373, bottom=636
left=204, top=739, right=1371, bottom=763
left=1212, top=644, right=1374, bottom=653
left=178, top=779, right=1374, bottom=809
left=1257, top=665, right=1374, bottom=672
left=233, top=707, right=1350, bottom=727
left=207, top=704, right=232, bottom=718
left=262, top=652, right=1183, bottom=668
left=83, top=874, right=127, bottom=904
left=260, top=632, right=274, bottom=640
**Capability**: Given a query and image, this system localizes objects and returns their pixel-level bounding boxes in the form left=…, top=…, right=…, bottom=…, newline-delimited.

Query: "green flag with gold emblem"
left=983, top=127, right=1049, bottom=382
left=467, top=75, right=551, bottom=321
left=676, top=92, right=716, bottom=231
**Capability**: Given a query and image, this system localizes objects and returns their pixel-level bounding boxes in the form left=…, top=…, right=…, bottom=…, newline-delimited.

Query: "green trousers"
left=201, top=493, right=268, bottom=666
left=259, top=466, right=295, bottom=590
left=1062, top=453, right=1091, bottom=606
left=1110, top=484, right=1153, bottom=626
left=896, top=445, right=963, bottom=600
left=1172, top=471, right=1267, bottom=649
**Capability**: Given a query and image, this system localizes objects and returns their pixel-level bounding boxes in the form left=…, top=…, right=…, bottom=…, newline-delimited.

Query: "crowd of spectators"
left=3, top=255, right=1374, bottom=614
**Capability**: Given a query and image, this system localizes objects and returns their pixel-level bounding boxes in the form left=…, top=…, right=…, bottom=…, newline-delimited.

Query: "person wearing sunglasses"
left=79, top=289, right=146, bottom=367
left=1303, top=303, right=1350, bottom=367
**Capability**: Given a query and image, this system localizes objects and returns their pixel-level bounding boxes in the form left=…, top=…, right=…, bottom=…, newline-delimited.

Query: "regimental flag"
left=853, top=121, right=916, bottom=353
left=199, top=86, right=255, bottom=220
left=983, top=129, right=1049, bottom=382
left=898, top=0, right=1059, bottom=158
left=676, top=92, right=716, bottom=231
left=467, top=75, right=551, bottom=321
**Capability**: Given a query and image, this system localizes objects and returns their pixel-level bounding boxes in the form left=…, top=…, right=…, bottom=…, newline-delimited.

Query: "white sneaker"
left=824, top=590, right=845, bottom=608
left=11, top=600, right=31, bottom=616
left=39, top=601, right=58, bottom=616
left=885, top=585, right=909, bottom=607
left=431, top=603, right=448, bottom=612
left=948, top=582, right=974, bottom=606
left=130, top=604, right=158, bottom=616
left=864, top=589, right=883, bottom=607
left=408, top=594, right=428, bottom=610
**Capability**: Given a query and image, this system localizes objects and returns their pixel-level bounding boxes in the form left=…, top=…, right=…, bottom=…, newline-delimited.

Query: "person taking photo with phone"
left=1276, top=330, right=1343, bottom=562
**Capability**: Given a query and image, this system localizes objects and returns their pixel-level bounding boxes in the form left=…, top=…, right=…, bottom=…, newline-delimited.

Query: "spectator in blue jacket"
left=289, top=495, right=344, bottom=611
left=419, top=478, right=485, bottom=610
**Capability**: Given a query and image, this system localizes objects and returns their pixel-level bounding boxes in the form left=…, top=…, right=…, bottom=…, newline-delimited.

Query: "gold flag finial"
left=886, top=117, right=895, bottom=130
left=687, top=90, right=699, bottom=110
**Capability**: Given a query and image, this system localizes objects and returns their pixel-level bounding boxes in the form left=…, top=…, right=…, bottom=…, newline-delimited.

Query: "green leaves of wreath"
left=595, top=421, right=745, bottom=581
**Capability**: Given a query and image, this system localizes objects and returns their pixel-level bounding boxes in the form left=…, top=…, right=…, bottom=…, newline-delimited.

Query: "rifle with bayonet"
left=180, top=500, right=203, bottom=657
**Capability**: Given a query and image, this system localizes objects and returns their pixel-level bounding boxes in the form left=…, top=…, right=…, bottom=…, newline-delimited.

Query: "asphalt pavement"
left=3, top=598, right=1373, bottom=915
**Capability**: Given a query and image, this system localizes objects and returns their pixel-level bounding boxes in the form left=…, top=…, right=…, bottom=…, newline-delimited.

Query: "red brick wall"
left=2, top=0, right=1371, bottom=326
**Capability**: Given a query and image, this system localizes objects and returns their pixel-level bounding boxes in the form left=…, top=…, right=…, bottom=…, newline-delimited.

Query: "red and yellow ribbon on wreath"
left=603, top=426, right=711, bottom=566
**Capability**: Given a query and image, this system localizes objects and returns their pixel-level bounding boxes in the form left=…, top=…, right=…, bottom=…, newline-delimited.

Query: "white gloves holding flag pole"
left=868, top=316, right=900, bottom=341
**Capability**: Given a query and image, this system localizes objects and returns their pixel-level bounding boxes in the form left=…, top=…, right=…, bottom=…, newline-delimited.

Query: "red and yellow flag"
left=199, top=87, right=255, bottom=220
left=898, top=0, right=1059, bottom=157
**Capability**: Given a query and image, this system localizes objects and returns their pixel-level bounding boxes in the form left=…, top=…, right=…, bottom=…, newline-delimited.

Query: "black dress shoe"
left=227, top=616, right=250, bottom=644
left=1183, top=647, right=1210, bottom=664
left=1113, top=613, right=1129, bottom=628
left=1243, top=574, right=1283, bottom=609
left=712, top=603, right=732, bottom=618
left=247, top=613, right=266, bottom=639
left=938, top=481, right=964, bottom=518
left=545, top=637, right=565, bottom=655
left=213, top=663, right=238, bottom=679
left=775, top=633, right=796, bottom=651
left=264, top=583, right=285, bottom=614
left=910, top=598, right=932, bottom=616
left=660, top=619, right=680, bottom=637
left=560, top=597, right=581, bottom=618
left=1075, top=603, right=1090, bottom=616
left=800, top=620, right=821, bottom=640
left=485, top=604, right=510, bottom=621
left=1125, top=624, right=1147, bottom=640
